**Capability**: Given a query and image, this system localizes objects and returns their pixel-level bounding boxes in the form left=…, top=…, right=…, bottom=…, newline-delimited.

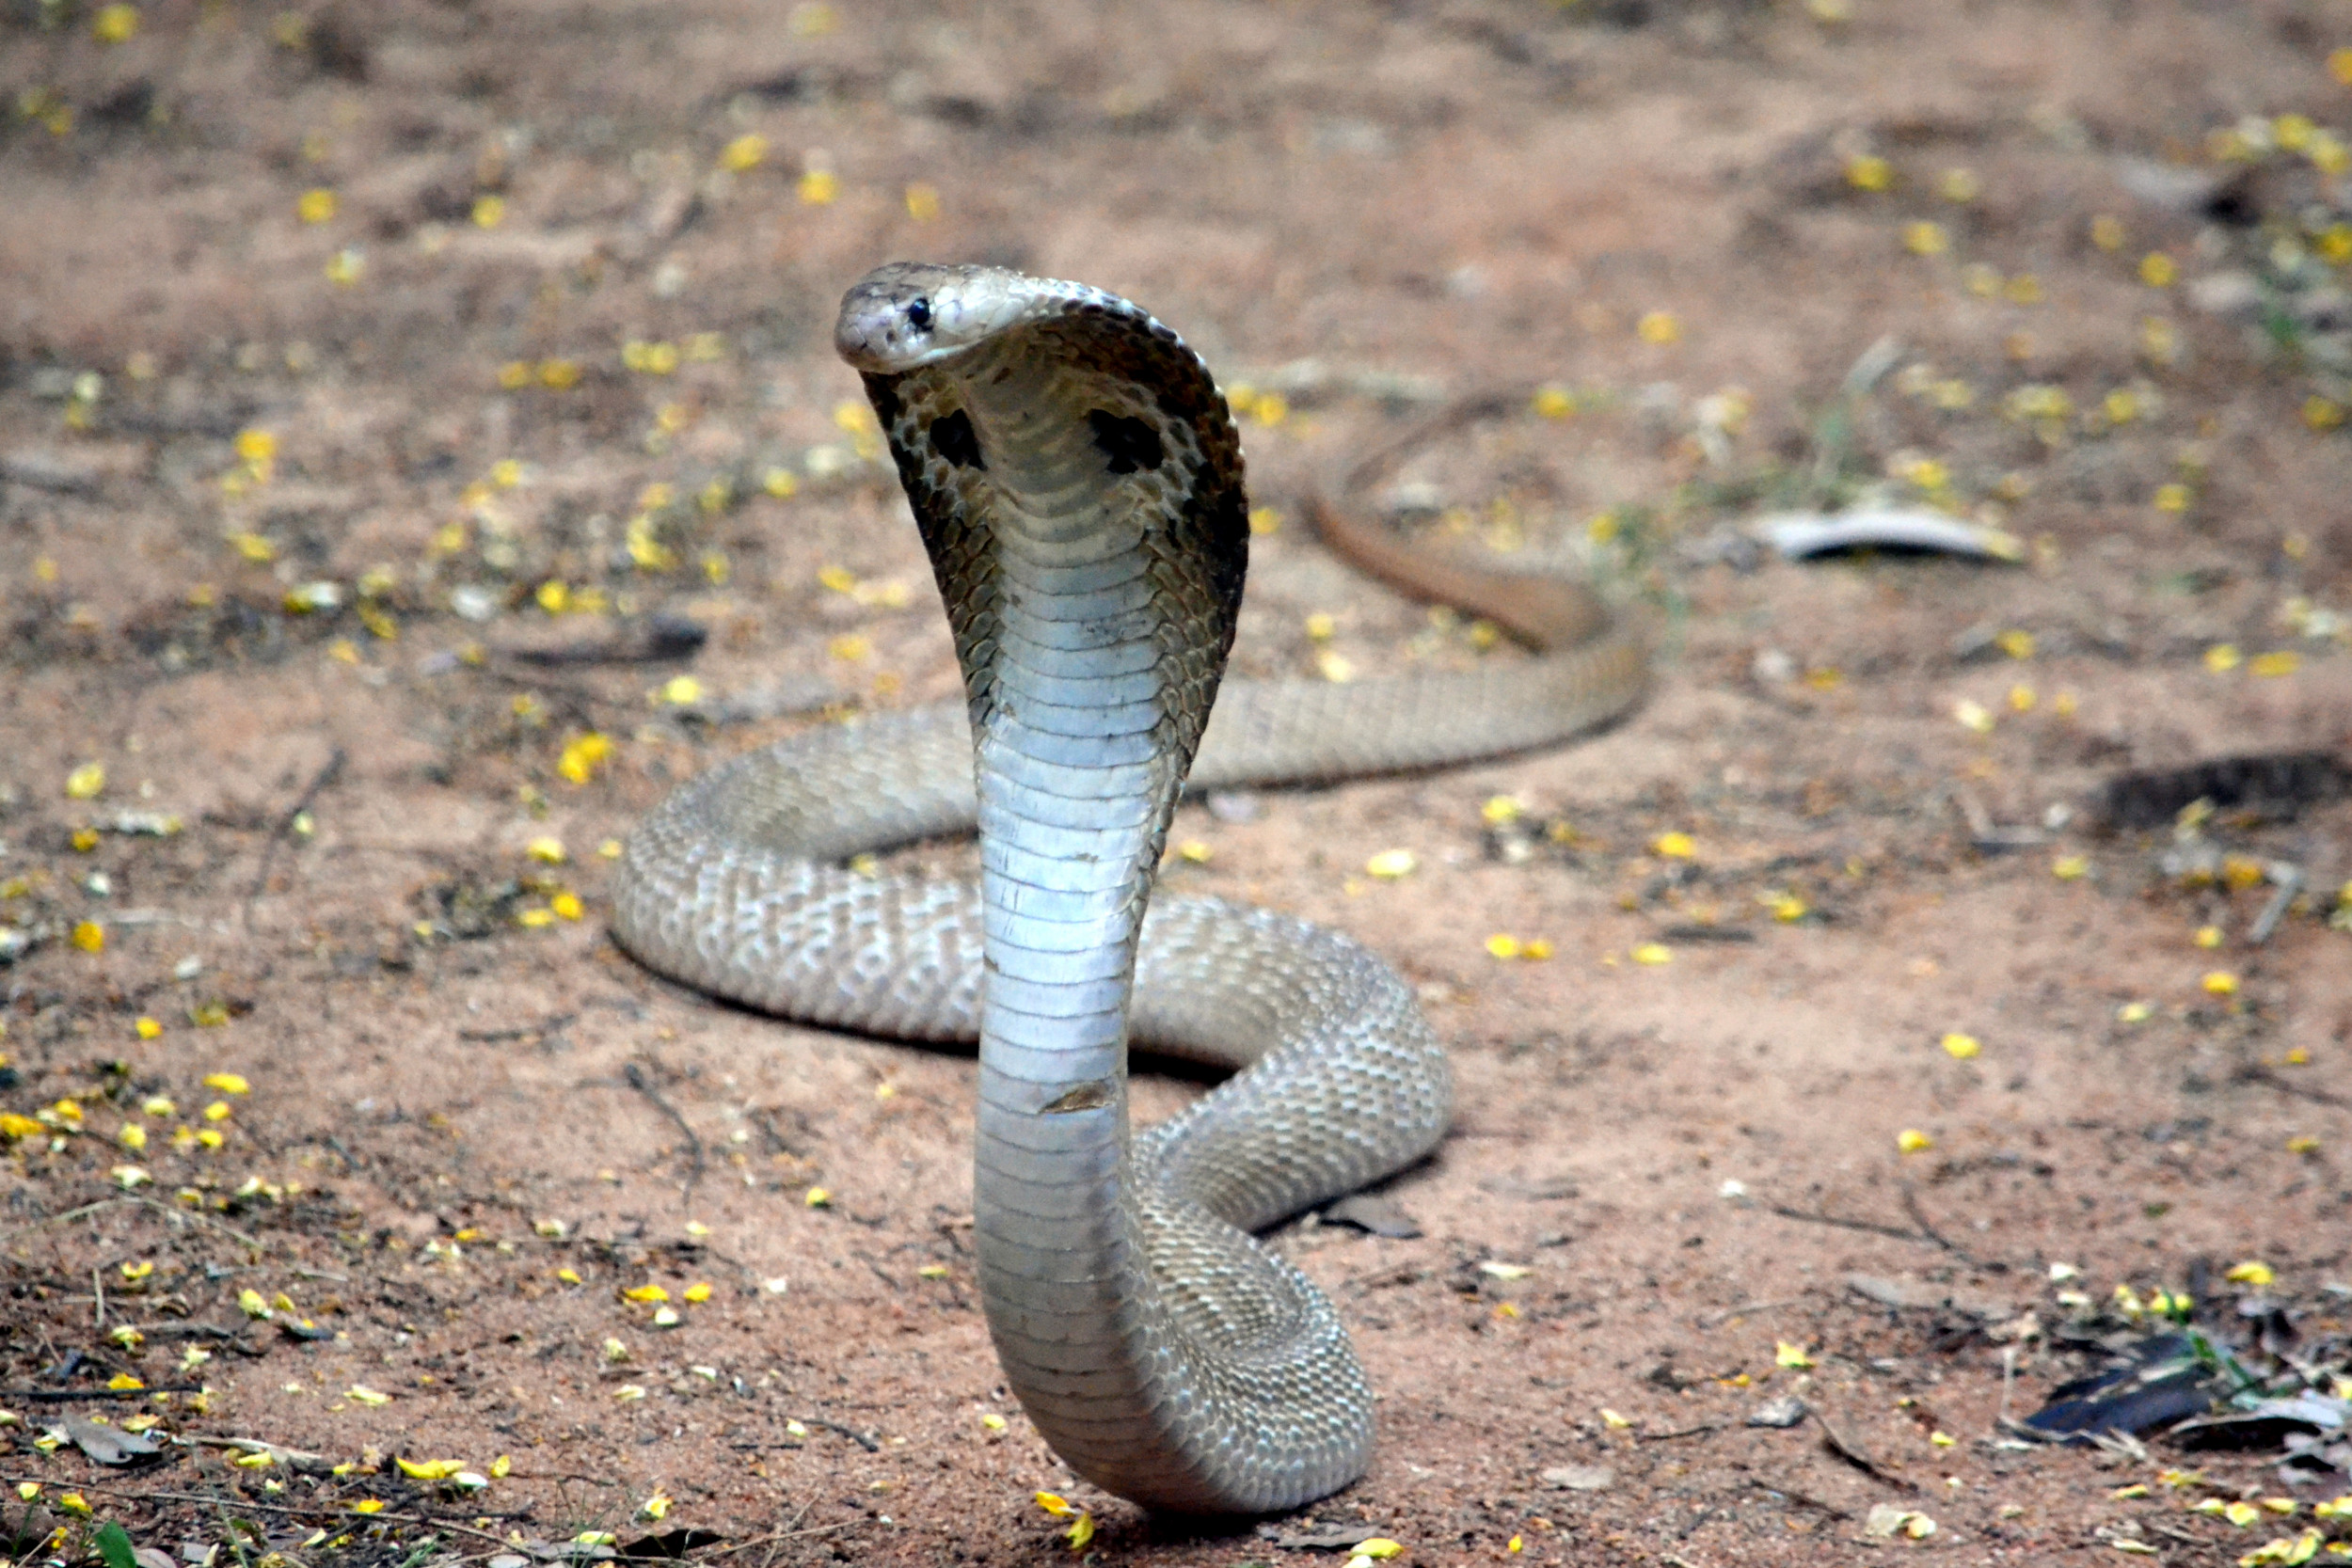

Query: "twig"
left=1697, top=1296, right=1805, bottom=1328
left=177, top=1433, right=327, bottom=1465
left=0, top=1196, right=261, bottom=1253
left=699, top=1522, right=854, bottom=1554
left=2247, top=863, right=2302, bottom=946
left=1813, top=1412, right=1916, bottom=1494
left=623, top=1063, right=705, bottom=1197
left=0, top=1385, right=205, bottom=1402
left=2236, top=1062, right=2349, bottom=1110
left=798, top=1418, right=880, bottom=1453
left=243, top=747, right=347, bottom=920
left=1635, top=1422, right=1722, bottom=1443
left=0, top=1197, right=140, bottom=1245
left=1803, top=335, right=1903, bottom=507
left=1763, top=1203, right=1934, bottom=1247
left=1745, top=1478, right=1853, bottom=1522
left=1897, top=1183, right=1989, bottom=1268
left=0, top=1476, right=513, bottom=1547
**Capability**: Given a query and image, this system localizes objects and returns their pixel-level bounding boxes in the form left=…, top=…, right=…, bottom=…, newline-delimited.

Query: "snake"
left=609, top=262, right=1649, bottom=1514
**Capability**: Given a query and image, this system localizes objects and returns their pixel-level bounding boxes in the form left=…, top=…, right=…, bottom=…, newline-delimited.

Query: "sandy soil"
left=4, top=1, right=2351, bottom=1563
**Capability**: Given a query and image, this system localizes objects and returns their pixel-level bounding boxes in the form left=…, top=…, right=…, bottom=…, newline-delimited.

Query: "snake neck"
left=958, top=341, right=1195, bottom=1131
left=884, top=329, right=1252, bottom=1495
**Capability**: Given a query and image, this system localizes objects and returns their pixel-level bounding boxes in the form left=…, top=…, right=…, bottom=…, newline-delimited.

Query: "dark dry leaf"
left=2093, top=751, right=2352, bottom=831
left=2020, top=1333, right=2219, bottom=1440
left=617, top=1529, right=725, bottom=1559
left=2169, top=1393, right=2347, bottom=1450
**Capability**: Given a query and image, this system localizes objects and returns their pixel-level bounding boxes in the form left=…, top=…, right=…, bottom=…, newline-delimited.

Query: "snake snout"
left=835, top=260, right=976, bottom=372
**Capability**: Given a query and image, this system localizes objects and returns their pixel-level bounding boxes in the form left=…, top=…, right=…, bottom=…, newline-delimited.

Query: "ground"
left=3, top=0, right=2352, bottom=1564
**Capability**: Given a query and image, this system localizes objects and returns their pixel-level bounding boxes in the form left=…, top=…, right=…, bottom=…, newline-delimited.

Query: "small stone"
left=1746, top=1395, right=1809, bottom=1429
left=1540, top=1465, right=1615, bottom=1491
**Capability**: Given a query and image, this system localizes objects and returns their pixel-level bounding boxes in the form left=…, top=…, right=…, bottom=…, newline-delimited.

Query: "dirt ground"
left=5, top=0, right=2352, bottom=1563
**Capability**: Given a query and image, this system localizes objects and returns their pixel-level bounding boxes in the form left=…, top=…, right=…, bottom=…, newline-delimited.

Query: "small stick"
left=1813, top=1411, right=1916, bottom=1494
left=1745, top=1477, right=1853, bottom=1522
left=0, top=1385, right=206, bottom=1402
left=1635, top=1423, right=1722, bottom=1443
left=798, top=1417, right=881, bottom=1453
left=1898, top=1182, right=1990, bottom=1268
left=0, top=1196, right=139, bottom=1245
left=2235, top=1062, right=2349, bottom=1110
left=243, top=746, right=347, bottom=920
left=623, top=1062, right=706, bottom=1196
left=0, top=1476, right=514, bottom=1548
left=1697, top=1296, right=1805, bottom=1327
left=0, top=1196, right=260, bottom=1253
left=2247, top=863, right=2302, bottom=945
left=1763, top=1203, right=1933, bottom=1247
left=701, top=1523, right=853, bottom=1555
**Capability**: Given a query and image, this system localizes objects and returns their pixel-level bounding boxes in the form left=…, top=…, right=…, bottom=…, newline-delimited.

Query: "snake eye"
left=905, top=296, right=933, bottom=332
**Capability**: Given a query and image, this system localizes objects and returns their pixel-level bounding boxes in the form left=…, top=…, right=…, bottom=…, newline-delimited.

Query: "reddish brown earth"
left=4, top=2, right=2351, bottom=1564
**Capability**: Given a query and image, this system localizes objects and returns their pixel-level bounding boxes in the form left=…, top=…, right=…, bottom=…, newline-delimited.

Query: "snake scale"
left=610, top=263, right=1648, bottom=1513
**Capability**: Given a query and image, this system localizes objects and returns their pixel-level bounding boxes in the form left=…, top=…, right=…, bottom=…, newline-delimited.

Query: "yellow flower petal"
left=397, top=1458, right=465, bottom=1481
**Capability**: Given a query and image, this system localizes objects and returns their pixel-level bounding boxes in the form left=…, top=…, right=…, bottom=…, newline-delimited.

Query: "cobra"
left=611, top=262, right=1647, bottom=1513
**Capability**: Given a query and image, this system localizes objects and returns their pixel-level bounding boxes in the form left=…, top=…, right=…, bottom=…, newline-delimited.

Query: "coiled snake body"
left=612, top=263, right=1647, bottom=1513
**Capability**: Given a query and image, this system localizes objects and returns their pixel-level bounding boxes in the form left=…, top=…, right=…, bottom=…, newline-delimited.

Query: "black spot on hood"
left=1087, top=410, right=1164, bottom=475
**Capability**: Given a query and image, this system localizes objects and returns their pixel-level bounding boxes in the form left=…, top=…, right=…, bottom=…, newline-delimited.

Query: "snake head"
left=835, top=261, right=1013, bottom=373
